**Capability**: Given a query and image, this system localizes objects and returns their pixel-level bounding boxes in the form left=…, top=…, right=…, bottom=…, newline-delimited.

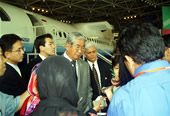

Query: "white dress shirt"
left=39, top=54, right=46, bottom=60
left=87, top=60, right=101, bottom=87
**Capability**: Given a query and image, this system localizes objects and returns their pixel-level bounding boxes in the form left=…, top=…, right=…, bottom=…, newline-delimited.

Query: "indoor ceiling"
left=1, top=0, right=170, bottom=32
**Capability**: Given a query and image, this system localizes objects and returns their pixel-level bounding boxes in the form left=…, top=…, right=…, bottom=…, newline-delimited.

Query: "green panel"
left=162, top=6, right=170, bottom=29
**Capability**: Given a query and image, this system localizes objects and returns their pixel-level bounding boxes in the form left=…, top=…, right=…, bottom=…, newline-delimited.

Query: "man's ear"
left=124, top=55, right=135, bottom=76
left=4, top=51, right=10, bottom=59
left=124, top=55, right=134, bottom=65
left=39, top=46, right=44, bottom=52
left=65, top=44, right=70, bottom=51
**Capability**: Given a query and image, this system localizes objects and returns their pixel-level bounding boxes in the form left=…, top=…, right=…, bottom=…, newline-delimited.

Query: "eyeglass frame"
left=9, top=47, right=25, bottom=53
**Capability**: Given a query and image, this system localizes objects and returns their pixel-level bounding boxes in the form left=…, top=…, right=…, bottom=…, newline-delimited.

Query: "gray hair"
left=85, top=42, right=96, bottom=49
left=66, top=32, right=86, bottom=46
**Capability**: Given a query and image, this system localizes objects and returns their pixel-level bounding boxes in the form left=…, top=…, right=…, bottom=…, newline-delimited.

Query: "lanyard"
left=135, top=66, right=170, bottom=78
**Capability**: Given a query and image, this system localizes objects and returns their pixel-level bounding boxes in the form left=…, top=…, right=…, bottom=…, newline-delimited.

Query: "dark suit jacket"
left=76, top=58, right=93, bottom=113
left=89, top=60, right=112, bottom=100
left=0, top=63, right=27, bottom=97
left=23, top=55, right=42, bottom=85
left=63, top=54, right=92, bottom=113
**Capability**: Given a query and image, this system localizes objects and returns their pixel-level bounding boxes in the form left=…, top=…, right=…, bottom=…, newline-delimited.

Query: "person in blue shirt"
left=0, top=45, right=29, bottom=116
left=107, top=23, right=170, bottom=116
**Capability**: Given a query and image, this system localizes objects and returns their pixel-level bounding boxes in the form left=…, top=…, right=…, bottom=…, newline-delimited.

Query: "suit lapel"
left=97, top=60, right=104, bottom=86
left=6, top=63, right=22, bottom=78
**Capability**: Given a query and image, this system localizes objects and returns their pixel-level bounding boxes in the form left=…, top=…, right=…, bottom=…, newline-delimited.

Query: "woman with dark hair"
left=29, top=56, right=102, bottom=116
left=102, top=55, right=133, bottom=101
left=29, top=56, right=84, bottom=116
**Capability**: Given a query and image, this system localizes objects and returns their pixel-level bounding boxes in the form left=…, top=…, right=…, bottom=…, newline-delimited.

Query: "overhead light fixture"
left=123, top=15, right=137, bottom=20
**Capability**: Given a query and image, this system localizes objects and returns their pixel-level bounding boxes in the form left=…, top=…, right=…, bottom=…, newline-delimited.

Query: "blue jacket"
left=0, top=91, right=20, bottom=116
left=107, top=60, right=170, bottom=116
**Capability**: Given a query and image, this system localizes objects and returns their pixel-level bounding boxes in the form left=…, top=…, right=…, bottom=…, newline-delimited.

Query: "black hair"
left=112, top=55, right=133, bottom=86
left=34, top=34, right=52, bottom=53
left=0, top=34, right=21, bottom=56
left=117, top=23, right=165, bottom=64
left=163, top=34, right=170, bottom=48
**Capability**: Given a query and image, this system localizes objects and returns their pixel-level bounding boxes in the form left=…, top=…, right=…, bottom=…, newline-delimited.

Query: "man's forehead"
left=74, top=39, right=85, bottom=45
left=12, top=44, right=23, bottom=50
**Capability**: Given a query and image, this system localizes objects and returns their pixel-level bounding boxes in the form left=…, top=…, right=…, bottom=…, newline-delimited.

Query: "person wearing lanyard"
left=107, top=23, right=170, bottom=116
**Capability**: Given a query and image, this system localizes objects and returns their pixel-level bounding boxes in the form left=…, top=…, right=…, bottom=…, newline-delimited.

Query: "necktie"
left=71, top=60, right=77, bottom=82
left=92, top=64, right=101, bottom=95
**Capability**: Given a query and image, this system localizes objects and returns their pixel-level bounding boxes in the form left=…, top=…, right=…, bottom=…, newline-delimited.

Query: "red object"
left=41, top=19, right=47, bottom=22
left=20, top=96, right=31, bottom=116
left=163, top=29, right=170, bottom=35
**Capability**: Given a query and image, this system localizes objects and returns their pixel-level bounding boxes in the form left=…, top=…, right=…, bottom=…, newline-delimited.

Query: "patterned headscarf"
left=25, top=63, right=41, bottom=115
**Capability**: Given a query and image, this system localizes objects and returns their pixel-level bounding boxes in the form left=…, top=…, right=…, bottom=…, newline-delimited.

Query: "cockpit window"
left=0, top=7, right=10, bottom=21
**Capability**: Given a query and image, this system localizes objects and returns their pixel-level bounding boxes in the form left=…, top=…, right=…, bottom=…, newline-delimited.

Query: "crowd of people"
left=0, top=23, right=170, bottom=116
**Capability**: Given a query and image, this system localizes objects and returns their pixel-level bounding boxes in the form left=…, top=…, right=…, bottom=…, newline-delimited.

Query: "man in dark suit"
left=0, top=44, right=30, bottom=116
left=0, top=34, right=27, bottom=97
left=84, top=42, right=112, bottom=101
left=64, top=32, right=93, bottom=113
left=23, top=34, right=55, bottom=85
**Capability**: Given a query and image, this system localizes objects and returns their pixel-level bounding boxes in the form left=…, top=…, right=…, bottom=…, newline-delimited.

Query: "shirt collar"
left=134, top=60, right=170, bottom=77
left=6, top=62, right=18, bottom=68
left=39, top=54, right=46, bottom=60
left=87, top=60, right=97, bottom=68
left=64, top=52, right=74, bottom=62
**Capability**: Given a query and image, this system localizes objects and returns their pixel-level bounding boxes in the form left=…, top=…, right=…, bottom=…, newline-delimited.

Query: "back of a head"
left=34, top=34, right=52, bottom=53
left=34, top=56, right=86, bottom=116
left=117, top=23, right=165, bottom=64
left=0, top=34, right=21, bottom=56
left=66, top=32, right=85, bottom=46
left=163, top=34, right=170, bottom=48
left=37, top=56, right=78, bottom=105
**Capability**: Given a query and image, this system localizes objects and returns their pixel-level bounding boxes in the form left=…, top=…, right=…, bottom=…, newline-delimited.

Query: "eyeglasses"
left=72, top=44, right=85, bottom=51
left=11, top=47, right=25, bottom=53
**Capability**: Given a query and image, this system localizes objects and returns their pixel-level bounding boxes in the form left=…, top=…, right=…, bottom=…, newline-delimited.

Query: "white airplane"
left=0, top=1, right=115, bottom=64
